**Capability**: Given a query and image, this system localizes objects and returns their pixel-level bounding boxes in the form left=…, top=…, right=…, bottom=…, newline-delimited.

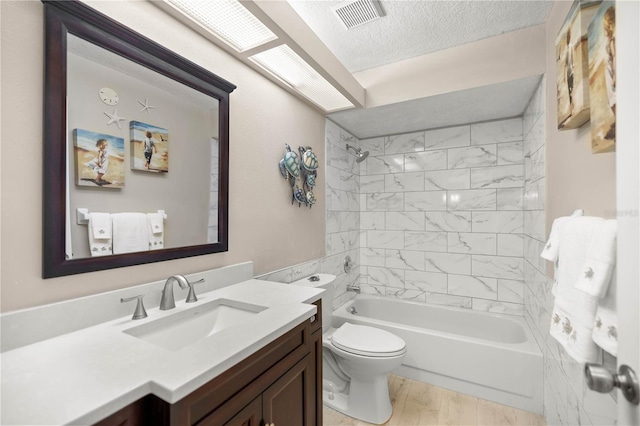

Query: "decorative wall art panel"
left=279, top=144, right=319, bottom=208
left=555, top=1, right=601, bottom=130
left=130, top=121, right=169, bottom=173
left=588, top=1, right=616, bottom=153
left=73, top=128, right=125, bottom=188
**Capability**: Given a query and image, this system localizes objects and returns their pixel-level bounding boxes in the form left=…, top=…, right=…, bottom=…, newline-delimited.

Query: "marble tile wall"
left=358, top=117, right=526, bottom=315
left=255, top=80, right=618, bottom=426
left=255, top=120, right=360, bottom=310
left=522, top=79, right=616, bottom=425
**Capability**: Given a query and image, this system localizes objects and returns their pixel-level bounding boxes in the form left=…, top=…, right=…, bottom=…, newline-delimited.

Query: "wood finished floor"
left=323, top=375, right=546, bottom=426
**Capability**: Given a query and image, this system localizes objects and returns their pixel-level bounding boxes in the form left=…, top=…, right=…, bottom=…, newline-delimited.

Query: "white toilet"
left=291, top=274, right=406, bottom=424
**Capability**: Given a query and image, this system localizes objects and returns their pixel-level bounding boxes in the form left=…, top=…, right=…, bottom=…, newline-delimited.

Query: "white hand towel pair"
left=88, top=213, right=112, bottom=257
left=112, top=213, right=149, bottom=254
left=147, top=213, right=164, bottom=251
left=543, top=216, right=603, bottom=363
left=542, top=216, right=618, bottom=361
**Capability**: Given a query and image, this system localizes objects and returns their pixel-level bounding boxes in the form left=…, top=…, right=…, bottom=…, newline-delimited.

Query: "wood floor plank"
left=322, top=375, right=546, bottom=426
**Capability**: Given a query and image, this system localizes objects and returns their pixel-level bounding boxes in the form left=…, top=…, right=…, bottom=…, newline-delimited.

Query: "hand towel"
left=147, top=212, right=164, bottom=251
left=546, top=216, right=603, bottom=363
left=540, top=216, right=569, bottom=262
left=112, top=213, right=149, bottom=254
left=592, top=272, right=618, bottom=356
left=88, top=212, right=112, bottom=257
left=575, top=220, right=617, bottom=298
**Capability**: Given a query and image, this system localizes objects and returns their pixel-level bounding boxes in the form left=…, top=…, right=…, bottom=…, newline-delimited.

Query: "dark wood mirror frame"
left=43, top=0, right=235, bottom=278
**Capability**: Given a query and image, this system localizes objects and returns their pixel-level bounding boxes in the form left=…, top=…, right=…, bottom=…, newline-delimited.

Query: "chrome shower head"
left=346, top=144, right=369, bottom=163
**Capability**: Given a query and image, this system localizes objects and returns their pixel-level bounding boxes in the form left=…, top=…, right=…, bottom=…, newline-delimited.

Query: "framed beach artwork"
left=73, top=128, right=125, bottom=188
left=588, top=1, right=616, bottom=153
left=555, top=1, right=601, bottom=130
left=130, top=121, right=169, bottom=173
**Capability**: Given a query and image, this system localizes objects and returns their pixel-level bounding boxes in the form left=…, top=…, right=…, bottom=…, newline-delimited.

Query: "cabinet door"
left=224, top=397, right=263, bottom=426
left=262, top=355, right=314, bottom=426
left=199, top=396, right=262, bottom=426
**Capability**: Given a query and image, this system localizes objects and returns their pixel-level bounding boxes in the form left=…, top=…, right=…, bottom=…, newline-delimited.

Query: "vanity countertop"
left=0, top=280, right=323, bottom=425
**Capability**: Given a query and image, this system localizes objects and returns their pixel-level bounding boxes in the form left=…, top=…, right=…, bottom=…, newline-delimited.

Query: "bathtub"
left=332, top=295, right=543, bottom=414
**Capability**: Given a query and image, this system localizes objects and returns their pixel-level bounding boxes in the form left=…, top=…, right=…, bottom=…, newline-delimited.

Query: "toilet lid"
left=330, top=323, right=406, bottom=357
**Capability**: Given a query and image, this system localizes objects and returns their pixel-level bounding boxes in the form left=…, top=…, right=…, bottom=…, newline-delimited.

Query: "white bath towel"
left=88, top=213, right=112, bottom=257
left=592, top=272, right=618, bottom=356
left=545, top=216, right=603, bottom=363
left=575, top=220, right=617, bottom=298
left=112, top=213, right=149, bottom=254
left=147, top=212, right=164, bottom=251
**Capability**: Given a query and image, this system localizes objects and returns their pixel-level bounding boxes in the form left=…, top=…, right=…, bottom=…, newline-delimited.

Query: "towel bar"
left=76, top=208, right=167, bottom=225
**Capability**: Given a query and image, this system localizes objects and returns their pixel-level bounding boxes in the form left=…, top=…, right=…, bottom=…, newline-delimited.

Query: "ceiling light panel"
left=164, top=0, right=277, bottom=52
left=249, top=44, right=353, bottom=112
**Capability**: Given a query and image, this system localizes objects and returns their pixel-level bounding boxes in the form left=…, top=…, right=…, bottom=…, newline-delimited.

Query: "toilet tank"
left=291, top=274, right=335, bottom=333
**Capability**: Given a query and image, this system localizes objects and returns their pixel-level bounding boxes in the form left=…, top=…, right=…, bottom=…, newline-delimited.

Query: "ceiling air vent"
left=332, top=0, right=385, bottom=30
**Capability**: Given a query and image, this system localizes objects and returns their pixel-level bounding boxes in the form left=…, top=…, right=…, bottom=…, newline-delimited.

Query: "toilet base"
left=322, top=375, right=393, bottom=425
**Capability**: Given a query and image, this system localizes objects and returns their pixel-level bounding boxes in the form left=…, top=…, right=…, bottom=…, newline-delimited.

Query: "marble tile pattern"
left=359, top=117, right=526, bottom=313
left=519, top=80, right=617, bottom=426
left=263, top=109, right=616, bottom=426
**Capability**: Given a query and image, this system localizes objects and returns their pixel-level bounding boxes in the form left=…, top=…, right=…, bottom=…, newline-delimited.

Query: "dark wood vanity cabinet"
left=94, top=301, right=322, bottom=426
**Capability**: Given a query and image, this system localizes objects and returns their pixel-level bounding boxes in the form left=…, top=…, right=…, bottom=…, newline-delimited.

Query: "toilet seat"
left=330, top=323, right=406, bottom=357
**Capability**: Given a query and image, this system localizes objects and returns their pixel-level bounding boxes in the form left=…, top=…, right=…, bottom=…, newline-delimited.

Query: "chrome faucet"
left=160, top=275, right=189, bottom=310
left=346, top=283, right=361, bottom=294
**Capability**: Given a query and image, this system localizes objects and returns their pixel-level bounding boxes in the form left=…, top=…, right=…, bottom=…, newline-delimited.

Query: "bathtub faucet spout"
left=347, top=283, right=360, bottom=294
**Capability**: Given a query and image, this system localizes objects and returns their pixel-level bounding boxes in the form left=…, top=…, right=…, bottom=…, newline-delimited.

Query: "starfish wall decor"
left=104, top=109, right=126, bottom=129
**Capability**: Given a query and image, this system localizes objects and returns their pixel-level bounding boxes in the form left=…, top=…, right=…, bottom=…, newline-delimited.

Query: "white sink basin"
left=123, top=298, right=267, bottom=351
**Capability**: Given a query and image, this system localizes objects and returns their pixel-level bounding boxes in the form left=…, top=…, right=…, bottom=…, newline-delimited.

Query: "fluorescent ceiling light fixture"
left=249, top=44, right=353, bottom=112
left=164, top=0, right=277, bottom=52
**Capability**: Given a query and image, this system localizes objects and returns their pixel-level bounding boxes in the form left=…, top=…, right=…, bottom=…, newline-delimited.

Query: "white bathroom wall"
left=522, top=79, right=617, bottom=426
left=357, top=118, right=526, bottom=315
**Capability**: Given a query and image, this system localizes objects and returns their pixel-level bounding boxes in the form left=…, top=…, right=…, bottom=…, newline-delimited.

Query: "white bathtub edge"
left=394, top=364, right=544, bottom=416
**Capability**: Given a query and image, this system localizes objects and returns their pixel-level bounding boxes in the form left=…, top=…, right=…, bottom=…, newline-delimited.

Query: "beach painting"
left=555, top=1, right=600, bottom=130
left=73, top=128, right=125, bottom=188
left=130, top=121, right=169, bottom=173
left=588, top=1, right=616, bottom=153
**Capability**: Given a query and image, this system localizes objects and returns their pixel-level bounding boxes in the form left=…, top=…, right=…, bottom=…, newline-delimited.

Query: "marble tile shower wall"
left=522, top=81, right=616, bottom=425
left=358, top=117, right=526, bottom=315
left=255, top=120, right=360, bottom=310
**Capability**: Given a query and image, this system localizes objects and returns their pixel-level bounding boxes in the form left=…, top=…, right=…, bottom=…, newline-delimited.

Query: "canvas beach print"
left=130, top=121, right=169, bottom=173
left=73, top=129, right=125, bottom=188
left=555, top=1, right=600, bottom=130
left=588, top=1, right=616, bottom=153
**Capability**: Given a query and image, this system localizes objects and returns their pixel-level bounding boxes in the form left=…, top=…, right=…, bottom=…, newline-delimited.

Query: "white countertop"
left=0, top=280, right=323, bottom=425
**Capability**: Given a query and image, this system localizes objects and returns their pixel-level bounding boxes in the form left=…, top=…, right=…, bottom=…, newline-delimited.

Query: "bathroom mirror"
left=43, top=0, right=235, bottom=278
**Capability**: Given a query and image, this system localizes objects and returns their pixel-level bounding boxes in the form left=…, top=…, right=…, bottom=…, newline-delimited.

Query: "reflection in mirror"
left=43, top=0, right=235, bottom=278
left=67, top=35, right=220, bottom=259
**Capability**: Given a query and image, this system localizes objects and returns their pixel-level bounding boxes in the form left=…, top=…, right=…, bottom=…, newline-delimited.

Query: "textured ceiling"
left=288, top=0, right=552, bottom=73
left=327, top=75, right=542, bottom=139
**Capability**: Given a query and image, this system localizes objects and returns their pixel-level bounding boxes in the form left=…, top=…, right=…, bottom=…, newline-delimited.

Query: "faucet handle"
left=185, top=278, right=205, bottom=303
left=120, top=295, right=148, bottom=320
